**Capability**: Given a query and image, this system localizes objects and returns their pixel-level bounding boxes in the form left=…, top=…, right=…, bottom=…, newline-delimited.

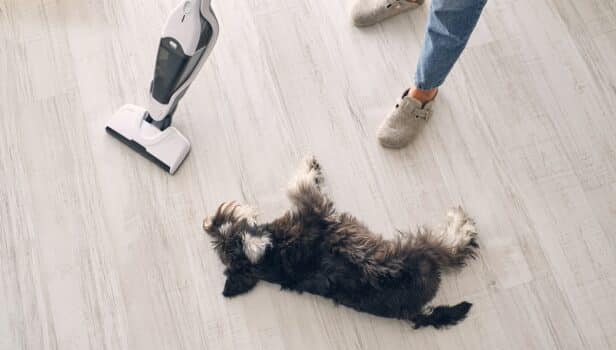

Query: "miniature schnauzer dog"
left=203, top=156, right=479, bottom=329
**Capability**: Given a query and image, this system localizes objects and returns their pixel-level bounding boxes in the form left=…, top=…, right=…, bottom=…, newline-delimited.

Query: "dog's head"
left=203, top=201, right=272, bottom=266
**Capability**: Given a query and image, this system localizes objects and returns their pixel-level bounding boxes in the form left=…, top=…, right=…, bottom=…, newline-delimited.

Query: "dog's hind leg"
left=407, top=217, right=478, bottom=271
left=410, top=207, right=479, bottom=269
left=286, top=156, right=333, bottom=216
left=437, top=207, right=478, bottom=257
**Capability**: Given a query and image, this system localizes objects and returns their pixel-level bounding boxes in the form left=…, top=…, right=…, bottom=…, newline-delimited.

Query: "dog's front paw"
left=289, top=155, right=324, bottom=192
left=302, top=155, right=323, bottom=186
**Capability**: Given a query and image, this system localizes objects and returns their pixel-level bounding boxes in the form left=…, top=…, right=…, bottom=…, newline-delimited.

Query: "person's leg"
left=377, top=0, right=487, bottom=149
left=413, top=0, right=487, bottom=95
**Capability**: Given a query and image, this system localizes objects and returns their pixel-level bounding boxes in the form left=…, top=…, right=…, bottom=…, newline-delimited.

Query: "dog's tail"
left=411, top=302, right=472, bottom=329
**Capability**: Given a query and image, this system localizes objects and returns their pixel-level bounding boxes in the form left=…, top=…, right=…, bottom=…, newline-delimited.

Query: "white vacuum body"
left=106, top=0, right=219, bottom=174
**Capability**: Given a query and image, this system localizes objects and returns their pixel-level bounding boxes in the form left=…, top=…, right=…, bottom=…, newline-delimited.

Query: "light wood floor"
left=2, top=0, right=616, bottom=349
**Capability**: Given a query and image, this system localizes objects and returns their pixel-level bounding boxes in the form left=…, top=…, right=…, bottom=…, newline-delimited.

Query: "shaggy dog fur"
left=203, top=156, right=479, bottom=329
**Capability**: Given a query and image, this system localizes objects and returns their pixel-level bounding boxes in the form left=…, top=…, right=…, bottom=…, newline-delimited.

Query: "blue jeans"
left=415, top=0, right=487, bottom=90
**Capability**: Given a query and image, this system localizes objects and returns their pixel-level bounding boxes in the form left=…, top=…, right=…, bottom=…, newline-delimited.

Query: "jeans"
left=415, top=0, right=487, bottom=90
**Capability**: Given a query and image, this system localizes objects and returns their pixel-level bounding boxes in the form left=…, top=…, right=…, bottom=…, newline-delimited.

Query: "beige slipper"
left=377, top=89, right=435, bottom=149
left=351, top=0, right=424, bottom=27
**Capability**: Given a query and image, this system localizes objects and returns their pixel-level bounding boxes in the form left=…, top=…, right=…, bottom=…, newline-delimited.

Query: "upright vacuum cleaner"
left=106, top=0, right=219, bottom=174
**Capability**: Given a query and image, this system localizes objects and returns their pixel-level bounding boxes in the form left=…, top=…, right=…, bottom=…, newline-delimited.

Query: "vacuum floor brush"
left=106, top=0, right=219, bottom=174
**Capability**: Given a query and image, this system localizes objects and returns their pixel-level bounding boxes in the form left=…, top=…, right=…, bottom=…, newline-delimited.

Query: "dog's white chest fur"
left=242, top=233, right=272, bottom=263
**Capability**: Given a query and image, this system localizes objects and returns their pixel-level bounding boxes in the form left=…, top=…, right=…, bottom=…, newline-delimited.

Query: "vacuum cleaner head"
left=106, top=104, right=190, bottom=174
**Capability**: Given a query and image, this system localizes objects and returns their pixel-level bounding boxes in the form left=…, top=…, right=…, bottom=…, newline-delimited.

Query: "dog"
left=203, top=156, right=479, bottom=329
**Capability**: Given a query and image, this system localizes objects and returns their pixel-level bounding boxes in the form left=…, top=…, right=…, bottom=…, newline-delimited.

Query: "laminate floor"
left=1, top=0, right=616, bottom=349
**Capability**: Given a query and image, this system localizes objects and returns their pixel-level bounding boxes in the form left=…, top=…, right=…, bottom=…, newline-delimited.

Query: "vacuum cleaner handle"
left=200, top=0, right=214, bottom=15
left=147, top=0, right=219, bottom=126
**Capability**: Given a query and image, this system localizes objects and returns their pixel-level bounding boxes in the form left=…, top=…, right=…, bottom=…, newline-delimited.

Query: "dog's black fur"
left=204, top=157, right=479, bottom=329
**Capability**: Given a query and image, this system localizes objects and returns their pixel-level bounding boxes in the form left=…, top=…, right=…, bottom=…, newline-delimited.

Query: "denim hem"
left=414, top=79, right=443, bottom=90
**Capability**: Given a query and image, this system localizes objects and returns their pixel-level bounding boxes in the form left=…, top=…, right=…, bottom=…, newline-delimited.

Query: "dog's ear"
left=222, top=273, right=259, bottom=297
left=204, top=202, right=260, bottom=237
left=241, top=232, right=272, bottom=264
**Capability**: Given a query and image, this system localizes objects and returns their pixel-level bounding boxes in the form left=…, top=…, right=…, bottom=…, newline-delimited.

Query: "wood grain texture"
left=1, top=0, right=615, bottom=349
